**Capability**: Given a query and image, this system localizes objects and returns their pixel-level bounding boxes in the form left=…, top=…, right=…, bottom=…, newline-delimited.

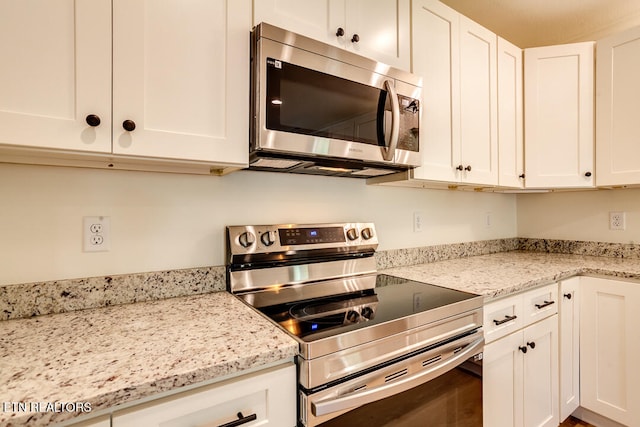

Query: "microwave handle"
left=382, top=80, right=400, bottom=161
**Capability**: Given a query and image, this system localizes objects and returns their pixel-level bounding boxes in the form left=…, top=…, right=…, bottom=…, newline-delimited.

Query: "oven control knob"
left=260, top=231, right=277, bottom=246
left=360, top=306, right=374, bottom=320
left=238, top=231, right=256, bottom=248
left=346, top=228, right=359, bottom=241
left=361, top=227, right=374, bottom=240
left=346, top=310, right=360, bottom=323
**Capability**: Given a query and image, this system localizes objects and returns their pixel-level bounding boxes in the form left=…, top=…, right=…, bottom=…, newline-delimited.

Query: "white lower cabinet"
left=483, top=284, right=559, bottom=427
left=580, top=277, right=640, bottom=426
left=559, top=277, right=580, bottom=422
left=111, top=363, right=296, bottom=427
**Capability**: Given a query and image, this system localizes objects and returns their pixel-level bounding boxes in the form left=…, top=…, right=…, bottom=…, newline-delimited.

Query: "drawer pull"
left=493, top=315, right=517, bottom=326
left=218, top=412, right=257, bottom=427
left=534, top=300, right=555, bottom=309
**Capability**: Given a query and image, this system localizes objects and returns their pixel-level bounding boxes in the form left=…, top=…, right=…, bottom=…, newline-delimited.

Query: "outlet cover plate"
left=609, top=212, right=626, bottom=231
left=83, top=216, right=110, bottom=252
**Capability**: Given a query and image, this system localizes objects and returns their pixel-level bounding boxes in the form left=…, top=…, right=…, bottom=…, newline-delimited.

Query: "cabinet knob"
left=564, top=293, right=572, bottom=300
left=336, top=27, right=345, bottom=37
left=351, top=34, right=360, bottom=43
left=527, top=341, right=536, bottom=350
left=122, top=120, right=136, bottom=132
left=456, top=165, right=464, bottom=171
left=519, top=173, right=525, bottom=179
left=464, top=165, right=472, bottom=172
left=85, top=114, right=101, bottom=127
left=519, top=345, right=528, bottom=354
left=585, top=171, right=592, bottom=177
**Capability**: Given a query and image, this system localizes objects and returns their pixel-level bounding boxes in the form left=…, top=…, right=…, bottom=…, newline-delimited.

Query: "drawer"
left=112, top=363, right=296, bottom=427
left=483, top=293, right=524, bottom=344
left=522, top=283, right=558, bottom=326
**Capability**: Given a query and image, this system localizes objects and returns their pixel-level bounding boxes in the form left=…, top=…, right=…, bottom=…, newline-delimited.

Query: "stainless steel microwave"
left=249, top=23, right=422, bottom=178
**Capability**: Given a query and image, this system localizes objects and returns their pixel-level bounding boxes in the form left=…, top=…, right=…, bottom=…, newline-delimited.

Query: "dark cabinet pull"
left=527, top=341, right=536, bottom=350
left=519, top=346, right=528, bottom=354
left=85, top=114, right=101, bottom=127
left=493, top=314, right=517, bottom=326
left=519, top=173, right=525, bottom=179
left=456, top=165, right=464, bottom=171
left=464, top=165, right=472, bottom=172
left=218, top=412, right=257, bottom=427
left=123, top=120, right=136, bottom=132
left=585, top=171, right=592, bottom=177
left=351, top=34, right=360, bottom=43
left=535, top=300, right=555, bottom=309
left=564, top=293, right=572, bottom=300
left=336, top=27, right=345, bottom=37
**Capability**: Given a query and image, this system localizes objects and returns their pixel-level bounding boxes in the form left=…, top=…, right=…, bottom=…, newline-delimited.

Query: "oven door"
left=253, top=36, right=421, bottom=167
left=299, top=333, right=483, bottom=427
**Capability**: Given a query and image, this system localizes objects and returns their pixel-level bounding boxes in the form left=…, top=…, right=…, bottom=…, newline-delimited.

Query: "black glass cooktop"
left=258, top=274, right=481, bottom=342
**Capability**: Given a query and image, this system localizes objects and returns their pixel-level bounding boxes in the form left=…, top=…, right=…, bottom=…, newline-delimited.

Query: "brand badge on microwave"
left=267, top=58, right=282, bottom=69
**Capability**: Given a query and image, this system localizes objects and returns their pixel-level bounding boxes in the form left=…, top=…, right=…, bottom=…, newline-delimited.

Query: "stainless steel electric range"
left=226, top=223, right=484, bottom=427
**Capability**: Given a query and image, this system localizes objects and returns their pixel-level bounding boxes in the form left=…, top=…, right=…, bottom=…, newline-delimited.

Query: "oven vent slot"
left=385, top=369, right=408, bottom=383
left=353, top=385, right=367, bottom=392
left=422, top=355, right=442, bottom=367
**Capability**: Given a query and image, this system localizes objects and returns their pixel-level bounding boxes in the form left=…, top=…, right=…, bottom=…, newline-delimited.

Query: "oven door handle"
left=381, top=79, right=400, bottom=161
left=311, top=336, right=484, bottom=417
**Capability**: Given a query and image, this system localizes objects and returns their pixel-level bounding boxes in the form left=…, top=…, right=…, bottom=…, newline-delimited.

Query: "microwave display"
left=265, top=58, right=418, bottom=151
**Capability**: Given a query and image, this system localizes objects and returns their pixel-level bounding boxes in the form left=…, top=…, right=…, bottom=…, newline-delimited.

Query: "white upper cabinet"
left=497, top=37, right=524, bottom=188
left=254, top=0, right=410, bottom=70
left=458, top=16, right=498, bottom=186
left=0, top=0, right=112, bottom=153
left=112, top=0, right=249, bottom=165
left=596, top=26, right=640, bottom=186
left=524, top=42, right=595, bottom=188
left=410, top=0, right=498, bottom=186
left=0, top=0, right=250, bottom=171
left=410, top=0, right=460, bottom=183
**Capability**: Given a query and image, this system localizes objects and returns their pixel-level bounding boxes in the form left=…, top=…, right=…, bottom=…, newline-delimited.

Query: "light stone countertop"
left=5, top=250, right=640, bottom=426
left=0, top=292, right=297, bottom=427
left=382, top=250, right=640, bottom=300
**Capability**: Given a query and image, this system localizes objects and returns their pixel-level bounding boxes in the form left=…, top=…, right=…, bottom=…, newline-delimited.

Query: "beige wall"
left=517, top=189, right=640, bottom=244
left=0, top=163, right=517, bottom=285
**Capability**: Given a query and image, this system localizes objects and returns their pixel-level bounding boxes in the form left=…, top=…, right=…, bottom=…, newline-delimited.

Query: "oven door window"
left=265, top=58, right=390, bottom=146
left=319, top=362, right=482, bottom=427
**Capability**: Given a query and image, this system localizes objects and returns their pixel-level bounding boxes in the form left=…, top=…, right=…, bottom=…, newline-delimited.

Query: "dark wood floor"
left=560, top=416, right=596, bottom=427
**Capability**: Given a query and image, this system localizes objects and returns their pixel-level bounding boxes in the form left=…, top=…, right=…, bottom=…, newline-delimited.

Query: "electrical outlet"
left=413, top=211, right=424, bottom=232
left=83, top=216, right=110, bottom=252
left=485, top=212, right=492, bottom=228
left=609, top=212, right=626, bottom=231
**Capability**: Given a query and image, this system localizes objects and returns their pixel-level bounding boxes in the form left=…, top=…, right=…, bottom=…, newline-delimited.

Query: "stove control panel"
left=227, top=222, right=378, bottom=257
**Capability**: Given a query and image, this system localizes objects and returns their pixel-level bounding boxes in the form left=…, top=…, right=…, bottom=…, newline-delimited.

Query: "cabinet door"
left=459, top=16, right=498, bottom=186
left=345, top=0, right=410, bottom=70
left=596, top=26, right=640, bottom=186
left=112, top=0, right=250, bottom=166
left=497, top=37, right=524, bottom=188
left=559, top=277, right=580, bottom=422
left=522, top=315, right=559, bottom=427
left=580, top=277, right=640, bottom=426
left=410, top=0, right=460, bottom=183
left=524, top=42, right=595, bottom=188
left=0, top=0, right=111, bottom=153
left=112, top=364, right=296, bottom=427
left=254, top=0, right=344, bottom=48
left=484, top=331, right=524, bottom=427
